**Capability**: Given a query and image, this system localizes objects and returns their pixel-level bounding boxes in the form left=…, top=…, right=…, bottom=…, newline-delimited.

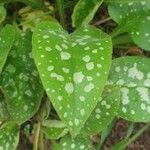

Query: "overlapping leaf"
left=0, top=91, right=10, bottom=121
left=0, top=31, right=44, bottom=124
left=0, top=122, right=19, bottom=150
left=42, top=120, right=68, bottom=139
left=32, top=21, right=112, bottom=136
left=60, top=135, right=94, bottom=150
left=82, top=85, right=120, bottom=135
left=0, top=24, right=15, bottom=74
left=107, top=56, right=150, bottom=122
left=72, top=0, right=103, bottom=27
left=108, top=1, right=150, bottom=50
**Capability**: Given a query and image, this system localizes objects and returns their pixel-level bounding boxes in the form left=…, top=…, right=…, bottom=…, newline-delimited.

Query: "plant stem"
left=94, top=17, right=112, bottom=26
left=39, top=128, right=44, bottom=150
left=33, top=122, right=41, bottom=150
left=56, top=0, right=66, bottom=29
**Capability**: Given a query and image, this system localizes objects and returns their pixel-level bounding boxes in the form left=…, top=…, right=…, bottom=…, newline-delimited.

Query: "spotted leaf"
left=72, top=0, right=103, bottom=27
left=107, top=56, right=150, bottom=122
left=32, top=21, right=112, bottom=136
left=108, top=1, right=150, bottom=50
left=0, top=122, right=19, bottom=150
left=82, top=85, right=120, bottom=135
left=0, top=91, right=10, bottom=121
left=0, top=24, right=15, bottom=74
left=0, top=31, right=44, bottom=124
left=42, top=120, right=68, bottom=139
left=60, top=134, right=94, bottom=150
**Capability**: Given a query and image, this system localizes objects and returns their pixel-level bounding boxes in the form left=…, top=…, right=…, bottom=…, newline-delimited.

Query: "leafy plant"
left=0, top=0, right=149, bottom=150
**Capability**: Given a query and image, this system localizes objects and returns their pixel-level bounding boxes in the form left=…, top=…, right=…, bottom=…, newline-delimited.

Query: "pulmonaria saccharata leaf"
left=107, top=56, right=150, bottom=122
left=0, top=24, right=15, bottom=74
left=32, top=21, right=112, bottom=136
left=60, top=134, right=94, bottom=150
left=82, top=85, right=120, bottom=135
left=108, top=1, right=150, bottom=50
left=0, top=122, right=19, bottom=150
left=0, top=31, right=44, bottom=124
left=72, top=0, right=103, bottom=27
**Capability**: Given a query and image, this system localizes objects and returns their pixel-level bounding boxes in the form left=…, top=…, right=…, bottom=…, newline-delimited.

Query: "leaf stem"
left=33, top=122, right=41, bottom=150
left=39, top=128, right=44, bottom=150
left=94, top=17, right=112, bottom=26
left=56, top=0, right=66, bottom=29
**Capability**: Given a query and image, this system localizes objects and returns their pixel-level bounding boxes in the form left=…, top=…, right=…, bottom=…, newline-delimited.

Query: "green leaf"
left=0, top=90, right=10, bottom=121
left=32, top=21, right=112, bottom=136
left=0, top=3, right=6, bottom=24
left=99, top=119, right=115, bottom=149
left=107, top=56, right=150, bottom=122
left=0, top=25, right=15, bottom=74
left=0, top=31, right=44, bottom=124
left=108, top=1, right=150, bottom=50
left=42, top=120, right=68, bottom=139
left=60, top=134, right=94, bottom=150
left=72, top=0, right=103, bottom=27
left=82, top=85, right=120, bottom=135
left=0, top=122, right=19, bottom=150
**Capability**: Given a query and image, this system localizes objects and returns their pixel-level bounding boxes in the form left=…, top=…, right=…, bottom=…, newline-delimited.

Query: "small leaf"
left=99, top=119, right=115, bottom=149
left=60, top=134, right=94, bottom=150
left=108, top=1, right=150, bottom=50
left=42, top=120, right=68, bottom=139
left=82, top=85, right=120, bottom=135
left=32, top=21, right=112, bottom=136
left=19, top=7, right=54, bottom=31
left=107, top=56, right=150, bottom=122
left=0, top=24, right=15, bottom=74
left=72, top=0, right=103, bottom=27
left=0, top=3, right=6, bottom=24
left=0, top=122, right=20, bottom=150
left=0, top=31, right=44, bottom=124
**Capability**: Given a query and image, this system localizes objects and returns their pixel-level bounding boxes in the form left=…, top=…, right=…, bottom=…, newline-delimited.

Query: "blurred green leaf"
left=0, top=3, right=6, bottom=24
left=0, top=24, right=15, bottom=74
left=0, top=31, right=44, bottom=124
left=0, top=122, right=20, bottom=150
left=72, top=0, right=103, bottom=27
left=108, top=1, right=150, bottom=50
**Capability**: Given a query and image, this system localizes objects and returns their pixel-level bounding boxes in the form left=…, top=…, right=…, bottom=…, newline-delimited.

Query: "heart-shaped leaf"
left=72, top=0, right=103, bottom=27
left=59, top=134, right=94, bottom=150
left=82, top=85, right=120, bottom=135
left=108, top=1, right=150, bottom=50
left=0, top=122, right=19, bottom=150
left=0, top=24, right=15, bottom=74
left=0, top=30, right=44, bottom=124
left=42, top=120, right=68, bottom=139
left=107, top=56, right=150, bottom=122
left=32, top=21, right=112, bottom=136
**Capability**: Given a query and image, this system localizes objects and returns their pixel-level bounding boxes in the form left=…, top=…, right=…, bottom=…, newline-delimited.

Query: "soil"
left=102, top=119, right=150, bottom=150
